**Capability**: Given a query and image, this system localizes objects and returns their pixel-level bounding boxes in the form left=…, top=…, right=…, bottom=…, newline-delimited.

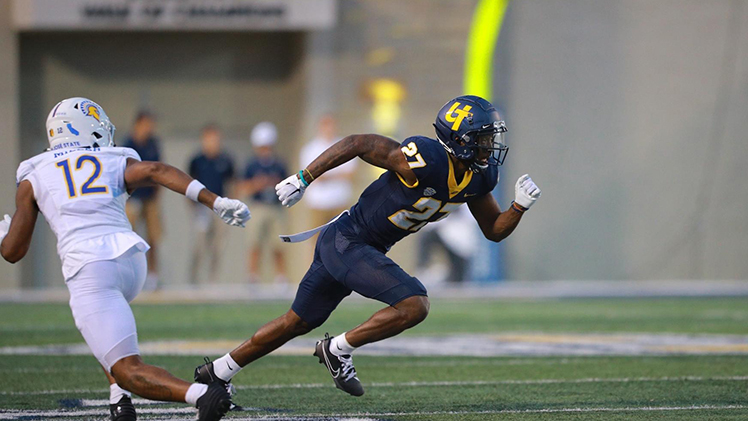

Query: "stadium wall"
left=0, top=1, right=20, bottom=289
left=498, top=0, right=748, bottom=281
left=2, top=0, right=748, bottom=288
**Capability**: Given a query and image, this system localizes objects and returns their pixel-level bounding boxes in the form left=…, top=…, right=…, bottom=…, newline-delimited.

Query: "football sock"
left=330, top=332, right=356, bottom=356
left=185, top=383, right=208, bottom=406
left=213, top=354, right=242, bottom=382
left=109, top=383, right=131, bottom=405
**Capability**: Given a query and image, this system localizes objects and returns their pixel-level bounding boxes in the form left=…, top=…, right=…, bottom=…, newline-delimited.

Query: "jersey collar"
left=446, top=152, right=473, bottom=199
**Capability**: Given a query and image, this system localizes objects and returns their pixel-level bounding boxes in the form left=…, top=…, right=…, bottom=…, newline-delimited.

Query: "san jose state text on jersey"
left=346, top=136, right=499, bottom=251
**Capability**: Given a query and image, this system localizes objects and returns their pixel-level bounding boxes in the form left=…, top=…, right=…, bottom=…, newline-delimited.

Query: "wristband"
left=298, top=170, right=310, bottom=187
left=185, top=180, right=206, bottom=202
left=510, top=201, right=527, bottom=213
left=303, top=168, right=315, bottom=183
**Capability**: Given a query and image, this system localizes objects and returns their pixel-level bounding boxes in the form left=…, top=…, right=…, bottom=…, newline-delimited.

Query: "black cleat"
left=195, top=357, right=226, bottom=385
left=109, top=395, right=136, bottom=421
left=314, top=333, right=364, bottom=396
left=196, top=382, right=232, bottom=421
left=195, top=357, right=238, bottom=403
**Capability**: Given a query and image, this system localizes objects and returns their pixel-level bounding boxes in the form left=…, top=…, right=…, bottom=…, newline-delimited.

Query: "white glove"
left=0, top=214, right=11, bottom=242
left=276, top=174, right=306, bottom=208
left=213, top=197, right=251, bottom=227
left=514, top=174, right=541, bottom=210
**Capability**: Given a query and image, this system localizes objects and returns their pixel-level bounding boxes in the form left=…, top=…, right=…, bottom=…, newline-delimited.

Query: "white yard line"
left=0, top=358, right=573, bottom=373
left=235, top=375, right=748, bottom=390
left=0, top=388, right=108, bottom=396
left=0, top=404, right=746, bottom=420
left=4, top=333, right=748, bottom=357
left=3, top=375, right=745, bottom=397
left=0, top=407, right=197, bottom=419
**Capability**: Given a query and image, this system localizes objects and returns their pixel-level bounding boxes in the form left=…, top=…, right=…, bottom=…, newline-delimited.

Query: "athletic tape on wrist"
left=186, top=180, right=206, bottom=202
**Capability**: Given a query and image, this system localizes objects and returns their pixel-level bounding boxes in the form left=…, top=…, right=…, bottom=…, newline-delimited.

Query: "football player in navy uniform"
left=195, top=95, right=541, bottom=397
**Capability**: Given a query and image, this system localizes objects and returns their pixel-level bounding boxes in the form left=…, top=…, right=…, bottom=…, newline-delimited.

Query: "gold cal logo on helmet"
left=444, top=102, right=473, bottom=131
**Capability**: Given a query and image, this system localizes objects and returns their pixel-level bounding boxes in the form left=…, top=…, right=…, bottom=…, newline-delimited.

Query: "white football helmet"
left=46, top=97, right=116, bottom=151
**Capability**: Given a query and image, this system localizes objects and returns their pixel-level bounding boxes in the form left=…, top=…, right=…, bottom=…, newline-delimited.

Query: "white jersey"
left=16, top=146, right=149, bottom=281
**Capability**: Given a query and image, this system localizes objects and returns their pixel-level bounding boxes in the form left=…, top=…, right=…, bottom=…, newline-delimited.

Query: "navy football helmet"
left=433, top=95, right=508, bottom=172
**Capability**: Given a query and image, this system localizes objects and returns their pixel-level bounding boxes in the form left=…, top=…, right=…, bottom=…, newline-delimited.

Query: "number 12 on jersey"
left=56, top=155, right=109, bottom=198
left=388, top=197, right=462, bottom=232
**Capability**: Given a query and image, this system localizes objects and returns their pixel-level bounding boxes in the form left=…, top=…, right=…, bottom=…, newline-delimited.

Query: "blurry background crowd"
left=1, top=0, right=747, bottom=291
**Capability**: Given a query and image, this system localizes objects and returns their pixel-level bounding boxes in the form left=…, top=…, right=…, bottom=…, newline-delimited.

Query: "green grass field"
left=0, top=297, right=747, bottom=420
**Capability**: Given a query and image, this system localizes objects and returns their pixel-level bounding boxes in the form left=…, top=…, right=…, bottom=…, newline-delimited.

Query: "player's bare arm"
left=125, top=159, right=217, bottom=209
left=0, top=181, right=39, bottom=263
left=468, top=173, right=541, bottom=242
left=276, top=134, right=417, bottom=207
left=307, top=134, right=416, bottom=185
left=124, top=158, right=250, bottom=227
left=468, top=193, right=523, bottom=242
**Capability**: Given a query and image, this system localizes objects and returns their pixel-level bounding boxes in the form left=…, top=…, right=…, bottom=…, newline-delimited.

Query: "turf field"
left=1, top=297, right=747, bottom=420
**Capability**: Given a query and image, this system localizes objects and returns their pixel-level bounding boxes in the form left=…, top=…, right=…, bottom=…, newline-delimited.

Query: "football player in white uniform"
left=0, top=98, right=250, bottom=421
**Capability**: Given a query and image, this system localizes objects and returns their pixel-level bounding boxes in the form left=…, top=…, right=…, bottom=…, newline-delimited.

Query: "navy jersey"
left=347, top=136, right=499, bottom=250
left=122, top=136, right=161, bottom=200
left=188, top=153, right=235, bottom=197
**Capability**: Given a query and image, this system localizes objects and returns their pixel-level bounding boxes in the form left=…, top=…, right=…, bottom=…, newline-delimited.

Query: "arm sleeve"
left=15, top=161, right=35, bottom=187
left=121, top=147, right=142, bottom=162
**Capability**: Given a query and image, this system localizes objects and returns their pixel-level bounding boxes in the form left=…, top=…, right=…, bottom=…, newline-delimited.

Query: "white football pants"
left=66, top=246, right=146, bottom=372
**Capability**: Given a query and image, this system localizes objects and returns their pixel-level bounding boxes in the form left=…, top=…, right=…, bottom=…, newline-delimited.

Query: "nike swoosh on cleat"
left=226, top=361, right=233, bottom=370
left=322, top=349, right=341, bottom=378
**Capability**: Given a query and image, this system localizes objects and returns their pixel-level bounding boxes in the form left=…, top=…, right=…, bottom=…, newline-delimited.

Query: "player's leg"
left=311, top=223, right=430, bottom=396
left=271, top=208, right=289, bottom=282
left=191, top=206, right=211, bottom=284
left=195, top=231, right=351, bottom=384
left=319, top=227, right=429, bottom=347
left=68, top=248, right=231, bottom=419
left=143, top=198, right=162, bottom=289
left=208, top=219, right=222, bottom=280
left=342, top=295, right=429, bottom=347
left=102, top=365, right=136, bottom=421
left=246, top=204, right=267, bottom=282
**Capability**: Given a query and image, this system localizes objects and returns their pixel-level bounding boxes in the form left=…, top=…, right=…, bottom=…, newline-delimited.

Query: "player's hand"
left=276, top=174, right=306, bottom=207
left=514, top=174, right=541, bottom=210
left=213, top=198, right=251, bottom=227
left=0, top=214, right=11, bottom=242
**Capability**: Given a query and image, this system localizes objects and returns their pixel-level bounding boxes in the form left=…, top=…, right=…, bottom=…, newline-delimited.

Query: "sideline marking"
left=4, top=333, right=748, bottom=357
left=235, top=375, right=748, bottom=390
left=2, top=375, right=746, bottom=396
left=0, top=404, right=746, bottom=419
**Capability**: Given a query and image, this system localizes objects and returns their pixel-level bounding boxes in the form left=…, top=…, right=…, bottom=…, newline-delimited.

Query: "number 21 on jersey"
left=56, top=155, right=109, bottom=198
left=388, top=197, right=461, bottom=232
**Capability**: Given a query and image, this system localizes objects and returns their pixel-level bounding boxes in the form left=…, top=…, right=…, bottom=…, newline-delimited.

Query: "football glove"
left=514, top=174, right=541, bottom=210
left=0, top=214, right=11, bottom=243
left=276, top=174, right=306, bottom=208
left=213, top=198, right=251, bottom=227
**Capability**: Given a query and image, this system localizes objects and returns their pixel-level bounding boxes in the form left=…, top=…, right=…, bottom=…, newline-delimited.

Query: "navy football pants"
left=291, top=220, right=428, bottom=328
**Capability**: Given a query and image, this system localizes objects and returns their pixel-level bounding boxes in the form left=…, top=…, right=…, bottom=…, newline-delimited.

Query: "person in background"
left=122, top=111, right=163, bottom=290
left=416, top=205, right=477, bottom=284
left=241, top=122, right=289, bottom=285
left=188, top=124, right=235, bottom=285
left=299, top=115, right=358, bottom=228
